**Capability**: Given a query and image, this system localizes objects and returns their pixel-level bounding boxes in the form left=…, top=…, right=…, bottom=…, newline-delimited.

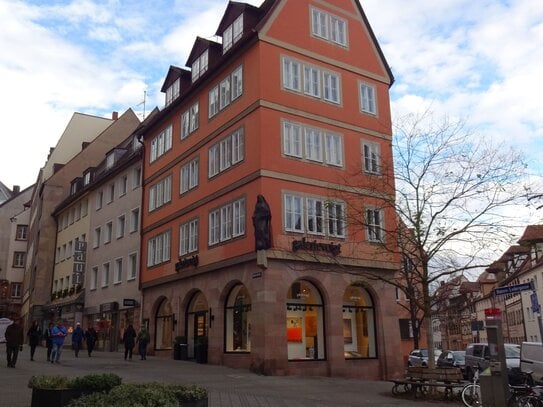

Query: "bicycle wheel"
left=461, top=383, right=482, bottom=407
left=518, top=395, right=543, bottom=407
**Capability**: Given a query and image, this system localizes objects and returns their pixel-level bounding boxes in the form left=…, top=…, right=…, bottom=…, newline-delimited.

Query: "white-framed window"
left=223, top=14, right=243, bottom=53
left=106, top=152, right=115, bottom=169
left=282, top=57, right=301, bottom=91
left=209, top=197, right=245, bottom=246
left=75, top=204, right=80, bottom=221
left=93, top=227, right=101, bottom=249
left=362, top=141, right=381, bottom=174
left=220, top=76, right=231, bottom=110
left=107, top=184, right=114, bottom=203
left=147, top=230, right=171, bottom=267
left=13, top=252, right=25, bottom=267
left=209, top=86, right=219, bottom=118
left=179, top=218, right=198, bottom=256
left=304, top=65, right=321, bottom=97
left=128, top=252, right=138, bottom=280
left=81, top=199, right=88, bottom=217
left=15, top=225, right=28, bottom=240
left=181, top=102, right=199, bottom=139
left=323, top=71, right=340, bottom=103
left=114, top=257, right=123, bottom=284
left=305, top=127, right=323, bottom=162
left=324, top=132, right=343, bottom=166
left=165, top=78, right=180, bottom=106
left=231, top=66, right=243, bottom=101
left=90, top=267, right=98, bottom=290
left=67, top=241, right=73, bottom=258
left=282, top=121, right=302, bottom=158
left=191, top=50, right=208, bottom=82
left=359, top=82, right=376, bottom=115
left=133, top=167, right=141, bottom=189
left=284, top=193, right=345, bottom=237
left=327, top=202, right=345, bottom=237
left=130, top=207, right=140, bottom=233
left=284, top=194, right=304, bottom=232
left=180, top=158, right=199, bottom=194
left=11, top=283, right=22, bottom=298
left=149, top=175, right=172, bottom=211
left=119, top=175, right=127, bottom=197
left=366, top=207, right=384, bottom=242
left=105, top=221, right=113, bottom=244
left=83, top=172, right=91, bottom=186
left=102, top=262, right=110, bottom=288
left=311, top=7, right=347, bottom=46
left=95, top=191, right=103, bottom=210
left=282, top=57, right=341, bottom=104
left=208, top=128, right=244, bottom=178
left=150, top=125, right=173, bottom=163
left=117, top=214, right=125, bottom=239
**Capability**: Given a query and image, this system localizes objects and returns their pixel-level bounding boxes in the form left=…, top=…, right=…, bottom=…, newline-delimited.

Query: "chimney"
left=12, top=185, right=20, bottom=194
left=112, top=111, right=119, bottom=120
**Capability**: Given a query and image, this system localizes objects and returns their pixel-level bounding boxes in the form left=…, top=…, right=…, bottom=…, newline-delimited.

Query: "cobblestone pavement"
left=0, top=347, right=460, bottom=406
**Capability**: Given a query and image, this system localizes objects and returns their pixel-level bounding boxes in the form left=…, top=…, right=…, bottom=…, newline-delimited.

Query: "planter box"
left=31, top=388, right=83, bottom=407
left=179, top=398, right=208, bottom=407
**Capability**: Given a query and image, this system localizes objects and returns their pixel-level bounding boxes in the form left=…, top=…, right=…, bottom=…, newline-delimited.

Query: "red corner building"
left=138, top=0, right=402, bottom=379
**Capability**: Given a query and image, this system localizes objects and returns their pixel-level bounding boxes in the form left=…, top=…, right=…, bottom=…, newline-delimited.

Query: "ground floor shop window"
left=225, top=284, right=251, bottom=352
left=343, top=285, right=376, bottom=358
left=155, top=298, right=173, bottom=350
left=286, top=280, right=325, bottom=360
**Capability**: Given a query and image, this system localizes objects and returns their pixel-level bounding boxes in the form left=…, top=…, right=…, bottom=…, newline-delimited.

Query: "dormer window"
left=106, top=152, right=115, bottom=169
left=83, top=171, right=92, bottom=186
left=191, top=50, right=208, bottom=83
left=165, top=78, right=180, bottom=106
left=223, top=14, right=243, bottom=54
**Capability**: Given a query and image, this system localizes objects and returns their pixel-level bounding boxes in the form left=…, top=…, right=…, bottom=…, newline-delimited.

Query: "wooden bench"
left=391, top=367, right=464, bottom=399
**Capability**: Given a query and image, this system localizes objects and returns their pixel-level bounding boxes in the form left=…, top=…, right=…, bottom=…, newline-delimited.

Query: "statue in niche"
left=252, top=194, right=271, bottom=250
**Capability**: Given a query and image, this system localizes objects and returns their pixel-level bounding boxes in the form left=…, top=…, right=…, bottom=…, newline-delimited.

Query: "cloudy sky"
left=2, top=0, right=543, bottom=212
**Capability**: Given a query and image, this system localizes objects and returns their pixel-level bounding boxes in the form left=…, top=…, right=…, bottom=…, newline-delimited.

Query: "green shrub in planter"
left=66, top=383, right=208, bottom=407
left=69, top=373, right=122, bottom=393
left=28, top=375, right=72, bottom=390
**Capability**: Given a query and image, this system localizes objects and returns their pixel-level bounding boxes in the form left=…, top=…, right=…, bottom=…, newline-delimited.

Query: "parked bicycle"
left=461, top=365, right=482, bottom=407
left=508, top=371, right=543, bottom=407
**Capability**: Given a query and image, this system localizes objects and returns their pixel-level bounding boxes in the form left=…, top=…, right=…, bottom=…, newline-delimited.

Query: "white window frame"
left=284, top=194, right=304, bottom=232
left=304, top=65, right=321, bottom=98
left=128, top=252, right=138, bottom=281
left=95, top=191, right=103, bottom=210
left=327, top=201, right=345, bottom=237
left=181, top=102, right=199, bottom=140
left=209, top=86, right=219, bottom=118
left=359, top=82, right=377, bottom=115
left=311, top=7, right=347, bottom=47
left=150, top=125, right=173, bottom=163
left=93, top=226, right=101, bottom=249
left=130, top=207, right=140, bottom=233
left=231, top=66, right=243, bottom=101
left=180, top=158, right=199, bottom=193
left=91, top=267, right=98, bottom=290
left=117, top=214, right=125, bottom=239
left=208, top=128, right=244, bottom=178
left=132, top=167, right=141, bottom=189
left=219, top=76, right=231, bottom=110
left=165, top=78, right=180, bottom=106
left=179, top=219, right=199, bottom=256
left=149, top=175, right=172, bottom=212
left=223, top=14, right=243, bottom=54
left=119, top=175, right=127, bottom=197
left=208, top=210, right=220, bottom=245
left=105, top=221, right=113, bottom=244
left=282, top=121, right=302, bottom=158
left=323, top=71, right=340, bottom=104
left=231, top=128, right=244, bottom=164
left=306, top=197, right=324, bottom=235
left=363, top=141, right=381, bottom=174
left=324, top=132, right=343, bottom=166
left=114, top=257, right=123, bottom=284
left=282, top=57, right=301, bottom=92
left=102, top=262, right=110, bottom=288
left=305, top=127, right=323, bottom=162
left=233, top=199, right=245, bottom=237
left=366, top=207, right=384, bottom=242
left=209, top=198, right=245, bottom=246
left=191, top=50, right=208, bottom=82
left=147, top=231, right=171, bottom=267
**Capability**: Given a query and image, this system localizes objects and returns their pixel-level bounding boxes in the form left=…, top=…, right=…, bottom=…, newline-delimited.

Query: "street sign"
left=531, top=292, right=541, bottom=313
left=494, top=282, right=534, bottom=296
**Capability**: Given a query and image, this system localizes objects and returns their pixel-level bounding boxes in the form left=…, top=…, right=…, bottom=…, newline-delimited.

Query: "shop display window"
left=186, top=291, right=208, bottom=358
left=286, top=280, right=325, bottom=360
left=225, top=284, right=251, bottom=352
left=155, top=299, right=173, bottom=350
left=343, top=285, right=376, bottom=359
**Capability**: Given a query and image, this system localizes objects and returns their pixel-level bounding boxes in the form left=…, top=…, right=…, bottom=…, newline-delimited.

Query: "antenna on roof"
left=138, top=90, right=147, bottom=120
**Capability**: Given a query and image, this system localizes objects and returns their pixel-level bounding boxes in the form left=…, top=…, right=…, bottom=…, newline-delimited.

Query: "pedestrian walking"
left=43, top=322, right=54, bottom=362
left=5, top=318, right=24, bottom=368
left=27, top=321, right=41, bottom=361
left=137, top=327, right=149, bottom=360
left=122, top=324, right=137, bottom=361
left=72, top=322, right=84, bottom=358
left=84, top=325, right=98, bottom=357
left=50, top=320, right=67, bottom=364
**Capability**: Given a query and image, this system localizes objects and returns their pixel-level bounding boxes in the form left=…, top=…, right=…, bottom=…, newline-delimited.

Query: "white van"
left=521, top=342, right=543, bottom=383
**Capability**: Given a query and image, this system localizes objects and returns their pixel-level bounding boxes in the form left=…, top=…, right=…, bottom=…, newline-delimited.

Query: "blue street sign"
left=494, top=282, right=534, bottom=296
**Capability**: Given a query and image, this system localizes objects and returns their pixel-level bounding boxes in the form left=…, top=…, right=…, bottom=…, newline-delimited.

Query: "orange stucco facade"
left=138, top=0, right=403, bottom=379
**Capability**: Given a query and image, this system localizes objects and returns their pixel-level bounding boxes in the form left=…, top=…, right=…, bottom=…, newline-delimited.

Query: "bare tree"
left=338, top=111, right=528, bottom=367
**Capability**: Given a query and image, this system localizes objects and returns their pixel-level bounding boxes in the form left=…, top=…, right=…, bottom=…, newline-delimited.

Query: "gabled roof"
left=518, top=225, right=543, bottom=245
left=215, top=1, right=261, bottom=34
left=160, top=66, right=188, bottom=92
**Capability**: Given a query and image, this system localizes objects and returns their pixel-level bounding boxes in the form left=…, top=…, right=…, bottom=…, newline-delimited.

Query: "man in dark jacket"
left=5, top=318, right=24, bottom=368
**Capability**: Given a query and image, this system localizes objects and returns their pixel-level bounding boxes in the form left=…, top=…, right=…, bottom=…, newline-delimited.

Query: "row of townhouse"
left=433, top=225, right=543, bottom=352
left=0, top=0, right=420, bottom=380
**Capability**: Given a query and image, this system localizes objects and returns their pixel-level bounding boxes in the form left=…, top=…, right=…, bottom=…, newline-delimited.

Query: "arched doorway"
left=155, top=298, right=173, bottom=350
left=286, top=280, right=325, bottom=360
left=343, top=285, right=376, bottom=358
left=225, top=284, right=251, bottom=352
left=186, top=291, right=208, bottom=358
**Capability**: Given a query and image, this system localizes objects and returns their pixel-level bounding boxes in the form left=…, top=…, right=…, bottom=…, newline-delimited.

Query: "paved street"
left=0, top=347, right=458, bottom=406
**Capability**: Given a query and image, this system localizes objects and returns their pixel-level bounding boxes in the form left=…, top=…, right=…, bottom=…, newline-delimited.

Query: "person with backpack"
left=27, top=320, right=41, bottom=361
left=137, top=327, right=149, bottom=360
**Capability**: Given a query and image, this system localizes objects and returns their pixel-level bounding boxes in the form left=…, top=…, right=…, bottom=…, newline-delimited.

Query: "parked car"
left=436, top=350, right=466, bottom=377
left=521, top=342, right=543, bottom=384
left=408, top=348, right=442, bottom=367
left=464, top=343, right=520, bottom=380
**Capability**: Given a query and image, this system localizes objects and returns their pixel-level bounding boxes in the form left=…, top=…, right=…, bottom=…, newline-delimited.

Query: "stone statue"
left=252, top=194, right=271, bottom=250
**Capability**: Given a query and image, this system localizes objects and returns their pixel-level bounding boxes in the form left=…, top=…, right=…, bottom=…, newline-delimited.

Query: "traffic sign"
left=494, top=282, right=534, bottom=296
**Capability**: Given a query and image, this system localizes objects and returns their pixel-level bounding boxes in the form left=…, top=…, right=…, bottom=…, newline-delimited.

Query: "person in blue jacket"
left=50, top=320, right=67, bottom=364
left=71, top=322, right=84, bottom=358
